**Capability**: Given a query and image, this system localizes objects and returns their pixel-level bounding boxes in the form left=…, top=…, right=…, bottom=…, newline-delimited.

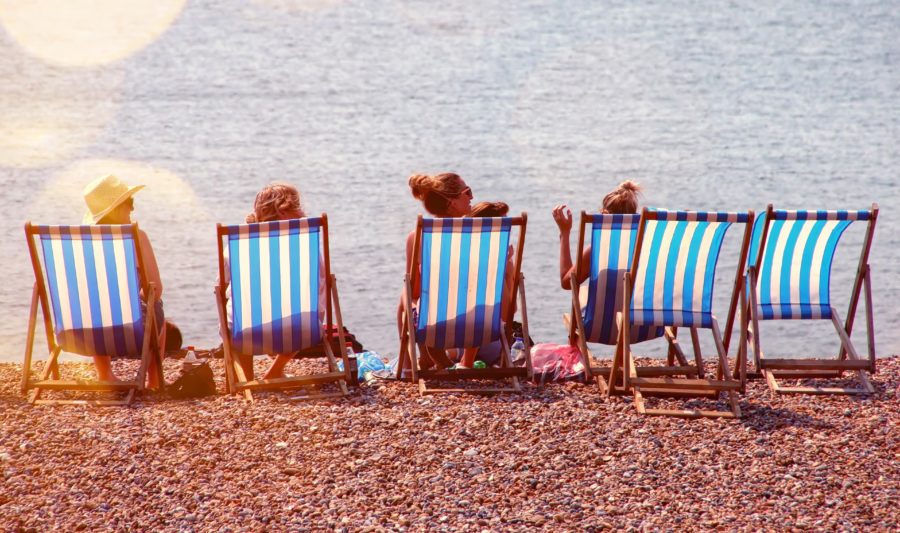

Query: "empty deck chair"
left=566, top=212, right=704, bottom=391
left=611, top=209, right=754, bottom=418
left=727, top=205, right=878, bottom=395
left=22, top=223, right=162, bottom=405
left=215, top=216, right=351, bottom=401
left=397, top=215, right=533, bottom=394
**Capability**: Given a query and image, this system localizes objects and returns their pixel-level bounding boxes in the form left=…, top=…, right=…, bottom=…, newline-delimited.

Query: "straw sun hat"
left=82, top=174, right=145, bottom=224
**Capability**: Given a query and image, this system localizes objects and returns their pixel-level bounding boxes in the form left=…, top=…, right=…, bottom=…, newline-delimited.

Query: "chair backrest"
left=630, top=210, right=751, bottom=328
left=751, top=209, right=870, bottom=320
left=221, top=218, right=326, bottom=356
left=579, top=213, right=664, bottom=345
left=27, top=224, right=146, bottom=357
left=414, top=217, right=522, bottom=349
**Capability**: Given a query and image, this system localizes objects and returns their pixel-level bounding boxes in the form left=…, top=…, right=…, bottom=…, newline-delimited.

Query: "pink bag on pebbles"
left=530, top=343, right=585, bottom=383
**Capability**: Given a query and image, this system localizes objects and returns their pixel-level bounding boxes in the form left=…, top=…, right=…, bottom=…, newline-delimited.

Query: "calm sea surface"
left=1, top=0, right=897, bottom=363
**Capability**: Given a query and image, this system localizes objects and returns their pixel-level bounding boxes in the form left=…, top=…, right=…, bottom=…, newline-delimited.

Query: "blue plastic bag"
left=337, top=351, right=387, bottom=382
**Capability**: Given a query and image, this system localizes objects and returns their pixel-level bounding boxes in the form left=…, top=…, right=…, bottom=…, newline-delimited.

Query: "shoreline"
left=1, top=358, right=898, bottom=531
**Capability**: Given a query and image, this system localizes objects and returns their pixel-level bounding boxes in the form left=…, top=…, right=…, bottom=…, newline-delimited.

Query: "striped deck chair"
left=22, top=223, right=162, bottom=406
left=214, top=215, right=351, bottom=401
left=611, top=208, right=754, bottom=418
left=727, top=204, right=878, bottom=395
left=566, top=212, right=706, bottom=391
left=397, top=215, right=532, bottom=394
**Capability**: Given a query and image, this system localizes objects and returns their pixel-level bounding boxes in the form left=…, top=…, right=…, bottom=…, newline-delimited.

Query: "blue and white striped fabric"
left=416, top=217, right=511, bottom=349
left=631, top=211, right=749, bottom=328
left=582, top=214, right=664, bottom=345
left=36, top=225, right=145, bottom=358
left=752, top=210, right=869, bottom=320
left=226, top=219, right=324, bottom=356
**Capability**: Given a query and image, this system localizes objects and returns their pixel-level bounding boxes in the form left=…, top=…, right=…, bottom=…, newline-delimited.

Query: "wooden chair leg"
left=22, top=284, right=40, bottom=395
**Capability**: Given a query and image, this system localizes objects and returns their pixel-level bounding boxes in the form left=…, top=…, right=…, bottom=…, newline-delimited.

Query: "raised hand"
left=552, top=204, right=573, bottom=234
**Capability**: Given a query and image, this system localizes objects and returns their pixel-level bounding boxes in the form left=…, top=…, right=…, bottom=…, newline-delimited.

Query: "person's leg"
left=263, top=353, right=293, bottom=380
left=94, top=356, right=118, bottom=381
left=460, top=348, right=478, bottom=368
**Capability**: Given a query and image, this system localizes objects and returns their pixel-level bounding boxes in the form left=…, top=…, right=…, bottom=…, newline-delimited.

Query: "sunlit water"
left=1, top=0, right=897, bottom=364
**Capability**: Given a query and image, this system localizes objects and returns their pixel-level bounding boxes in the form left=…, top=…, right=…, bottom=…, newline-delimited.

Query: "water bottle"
left=182, top=346, right=199, bottom=372
left=510, top=336, right=526, bottom=366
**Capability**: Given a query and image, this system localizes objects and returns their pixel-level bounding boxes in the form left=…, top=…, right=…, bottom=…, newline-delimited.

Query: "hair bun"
left=618, top=180, right=641, bottom=192
left=245, top=213, right=258, bottom=223
left=408, top=174, right=432, bottom=200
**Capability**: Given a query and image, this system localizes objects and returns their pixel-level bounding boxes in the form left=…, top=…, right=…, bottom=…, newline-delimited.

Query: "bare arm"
left=137, top=230, right=163, bottom=298
left=553, top=205, right=591, bottom=290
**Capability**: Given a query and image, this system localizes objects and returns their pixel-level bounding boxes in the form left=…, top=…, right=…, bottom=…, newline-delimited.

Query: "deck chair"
left=22, top=223, right=162, bottom=406
left=566, top=212, right=706, bottom=391
left=214, top=216, right=351, bottom=401
left=397, top=215, right=533, bottom=394
left=726, top=205, right=878, bottom=395
left=610, top=209, right=754, bottom=418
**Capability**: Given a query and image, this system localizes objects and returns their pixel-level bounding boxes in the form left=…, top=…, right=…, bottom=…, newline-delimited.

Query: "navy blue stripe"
left=490, top=225, right=511, bottom=341
left=662, top=221, right=687, bottom=326
left=308, top=230, right=321, bottom=347
left=473, top=221, right=492, bottom=345
left=598, top=225, right=621, bottom=343
left=101, top=237, right=128, bottom=356
left=779, top=221, right=805, bottom=319
left=416, top=231, right=432, bottom=342
left=454, top=219, right=473, bottom=346
left=40, top=238, right=66, bottom=341
left=758, top=219, right=784, bottom=308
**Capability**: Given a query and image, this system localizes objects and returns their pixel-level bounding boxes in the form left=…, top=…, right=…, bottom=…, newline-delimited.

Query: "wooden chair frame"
left=396, top=214, right=533, bottom=394
left=608, top=209, right=754, bottom=418
left=22, top=222, right=162, bottom=406
left=728, top=204, right=878, bottom=395
left=566, top=211, right=708, bottom=394
left=215, top=214, right=351, bottom=401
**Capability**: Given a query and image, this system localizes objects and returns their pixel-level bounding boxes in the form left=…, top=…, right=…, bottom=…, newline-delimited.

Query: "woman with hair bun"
left=399, top=173, right=475, bottom=368
left=552, top=180, right=644, bottom=290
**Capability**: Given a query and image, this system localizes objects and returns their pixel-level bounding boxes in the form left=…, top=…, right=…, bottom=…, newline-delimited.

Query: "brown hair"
left=468, top=201, right=509, bottom=218
left=408, top=173, right=468, bottom=216
left=602, top=180, right=642, bottom=214
left=246, top=183, right=304, bottom=223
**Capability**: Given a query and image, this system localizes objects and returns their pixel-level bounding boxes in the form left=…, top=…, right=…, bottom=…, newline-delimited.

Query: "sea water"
left=0, top=0, right=897, bottom=362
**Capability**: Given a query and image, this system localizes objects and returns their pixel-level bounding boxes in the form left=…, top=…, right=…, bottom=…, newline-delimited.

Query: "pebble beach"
left=1, top=357, right=898, bottom=532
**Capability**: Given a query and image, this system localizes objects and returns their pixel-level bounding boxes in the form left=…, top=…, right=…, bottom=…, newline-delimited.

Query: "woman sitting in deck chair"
left=397, top=173, right=475, bottom=370
left=219, top=183, right=323, bottom=381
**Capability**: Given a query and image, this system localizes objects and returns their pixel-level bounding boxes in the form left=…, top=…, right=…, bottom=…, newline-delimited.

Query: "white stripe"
left=69, top=238, right=96, bottom=355
left=111, top=235, right=136, bottom=354
left=91, top=233, right=115, bottom=352
left=48, top=235, right=73, bottom=343
left=768, top=221, right=793, bottom=318
left=445, top=221, right=462, bottom=346
left=673, top=222, right=699, bottom=325
left=691, top=223, right=718, bottom=317
left=808, top=220, right=838, bottom=316
left=259, top=233, right=273, bottom=354
left=279, top=231, right=292, bottom=352
left=651, top=222, right=679, bottom=323
left=425, top=226, right=443, bottom=347
left=464, top=220, right=482, bottom=346
left=237, top=228, right=252, bottom=345
left=789, top=220, right=815, bottom=310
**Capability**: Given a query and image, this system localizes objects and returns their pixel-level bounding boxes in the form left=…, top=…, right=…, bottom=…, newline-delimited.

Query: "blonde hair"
left=408, top=173, right=468, bottom=216
left=602, top=180, right=642, bottom=214
left=468, top=201, right=509, bottom=218
left=246, top=183, right=304, bottom=223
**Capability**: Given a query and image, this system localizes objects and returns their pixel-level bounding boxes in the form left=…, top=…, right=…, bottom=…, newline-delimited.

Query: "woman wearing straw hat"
left=82, top=174, right=167, bottom=390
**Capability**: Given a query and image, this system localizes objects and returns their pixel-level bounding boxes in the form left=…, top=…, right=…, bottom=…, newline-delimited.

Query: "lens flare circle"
left=0, top=0, right=187, bottom=67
